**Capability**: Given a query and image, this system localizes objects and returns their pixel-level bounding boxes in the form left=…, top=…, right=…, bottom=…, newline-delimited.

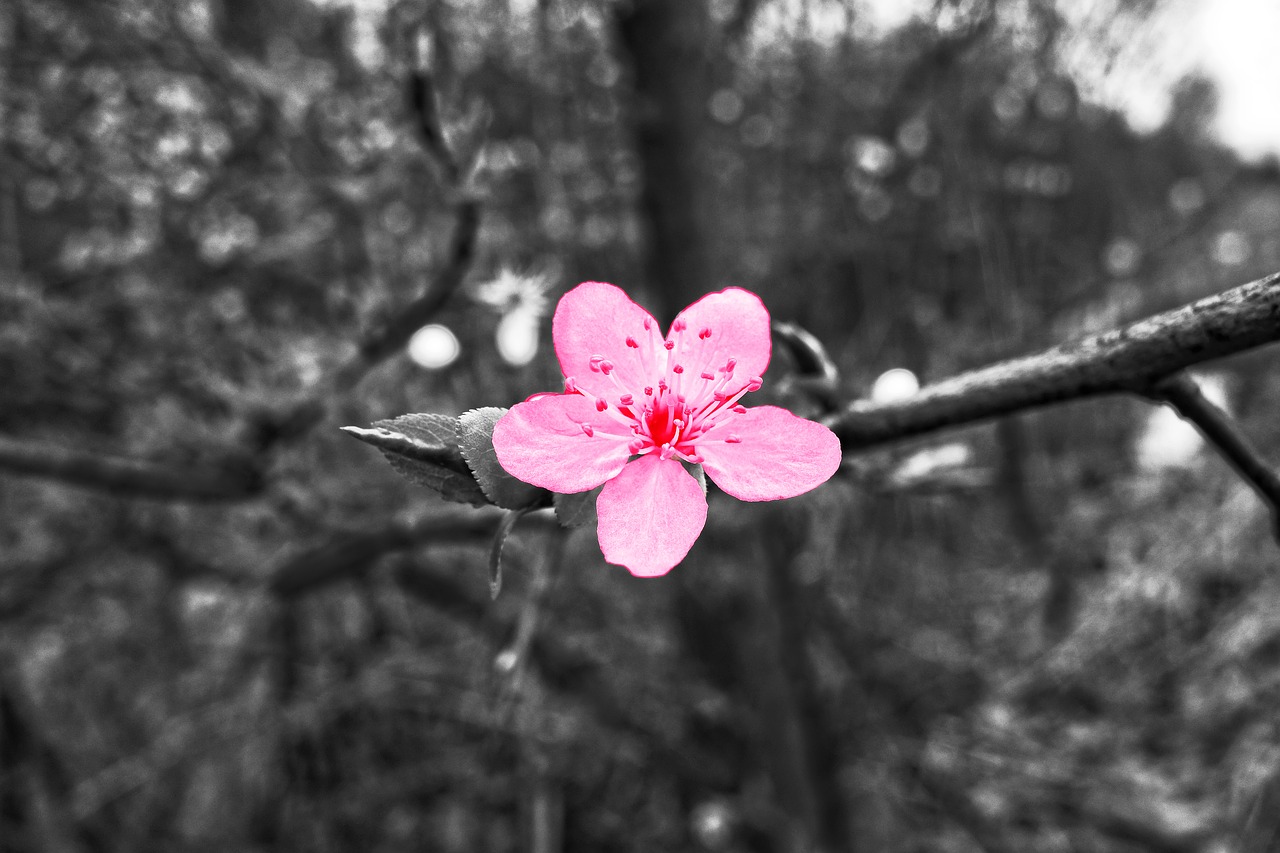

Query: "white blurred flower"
left=477, top=268, right=552, bottom=367
left=475, top=268, right=551, bottom=316
left=496, top=309, right=540, bottom=367
left=871, top=367, right=919, bottom=403
left=407, top=324, right=460, bottom=370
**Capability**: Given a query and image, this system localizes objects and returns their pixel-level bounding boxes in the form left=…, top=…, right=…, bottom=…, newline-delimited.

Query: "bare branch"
left=1146, top=372, right=1280, bottom=540
left=338, top=198, right=480, bottom=383
left=0, top=435, right=261, bottom=502
left=825, top=271, right=1280, bottom=450
left=268, top=509, right=512, bottom=598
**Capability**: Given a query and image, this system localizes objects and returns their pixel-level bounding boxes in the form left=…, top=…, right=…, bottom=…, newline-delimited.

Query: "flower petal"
left=596, top=455, right=708, bottom=577
left=553, top=281, right=663, bottom=401
left=492, top=394, right=632, bottom=493
left=668, top=287, right=771, bottom=394
left=699, top=405, right=841, bottom=501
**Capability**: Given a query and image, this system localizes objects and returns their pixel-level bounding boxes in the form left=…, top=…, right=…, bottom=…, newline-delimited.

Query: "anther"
left=723, top=358, right=737, bottom=374
left=619, top=394, right=634, bottom=406
left=589, top=355, right=604, bottom=372
left=628, top=439, right=645, bottom=454
left=600, top=360, right=614, bottom=375
left=747, top=377, right=763, bottom=391
left=699, top=327, right=712, bottom=339
left=700, top=371, right=715, bottom=381
left=725, top=434, right=742, bottom=444
left=672, top=318, right=687, bottom=333
left=564, top=376, right=578, bottom=393
left=732, top=405, right=747, bottom=414
left=580, top=423, right=594, bottom=437
left=664, top=340, right=674, bottom=351
left=595, top=398, right=608, bottom=412
left=673, top=364, right=684, bottom=374
left=625, top=336, right=639, bottom=348
left=644, top=386, right=653, bottom=396
left=643, top=318, right=652, bottom=331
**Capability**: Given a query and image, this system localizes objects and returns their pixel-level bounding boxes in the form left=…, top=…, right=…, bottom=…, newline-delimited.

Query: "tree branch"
left=824, top=271, right=1280, bottom=449
left=340, top=198, right=480, bottom=381
left=0, top=435, right=261, bottom=501
left=1146, top=372, right=1280, bottom=540
left=268, top=509, right=515, bottom=598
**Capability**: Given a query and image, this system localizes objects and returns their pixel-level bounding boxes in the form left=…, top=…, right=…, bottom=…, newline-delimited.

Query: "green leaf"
left=553, top=487, right=600, bottom=528
left=341, top=414, right=488, bottom=507
left=456, top=407, right=547, bottom=510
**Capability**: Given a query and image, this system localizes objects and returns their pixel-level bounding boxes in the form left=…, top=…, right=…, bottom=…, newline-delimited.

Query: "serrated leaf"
left=553, top=487, right=600, bottom=528
left=342, top=414, right=488, bottom=507
left=369, top=413, right=465, bottom=463
left=381, top=454, right=489, bottom=506
left=457, top=407, right=547, bottom=510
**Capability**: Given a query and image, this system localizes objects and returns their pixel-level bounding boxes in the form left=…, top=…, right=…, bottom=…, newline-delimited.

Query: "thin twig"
left=824, top=270, right=1280, bottom=449
left=1146, top=372, right=1280, bottom=542
left=337, top=198, right=480, bottom=384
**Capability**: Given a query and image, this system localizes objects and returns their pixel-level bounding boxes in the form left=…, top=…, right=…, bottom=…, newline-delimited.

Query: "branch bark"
left=1147, top=372, right=1280, bottom=540
left=0, top=436, right=261, bottom=501
left=268, top=510, right=512, bottom=598
left=824, top=271, right=1280, bottom=449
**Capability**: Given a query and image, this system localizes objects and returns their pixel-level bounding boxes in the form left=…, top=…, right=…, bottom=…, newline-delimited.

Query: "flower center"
left=571, top=320, right=762, bottom=463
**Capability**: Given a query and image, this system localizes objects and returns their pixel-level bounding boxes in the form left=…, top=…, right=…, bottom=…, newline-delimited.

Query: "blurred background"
left=3, top=0, right=1280, bottom=850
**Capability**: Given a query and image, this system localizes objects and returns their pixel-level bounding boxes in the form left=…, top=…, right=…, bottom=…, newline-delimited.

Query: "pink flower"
left=492, top=282, right=842, bottom=577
